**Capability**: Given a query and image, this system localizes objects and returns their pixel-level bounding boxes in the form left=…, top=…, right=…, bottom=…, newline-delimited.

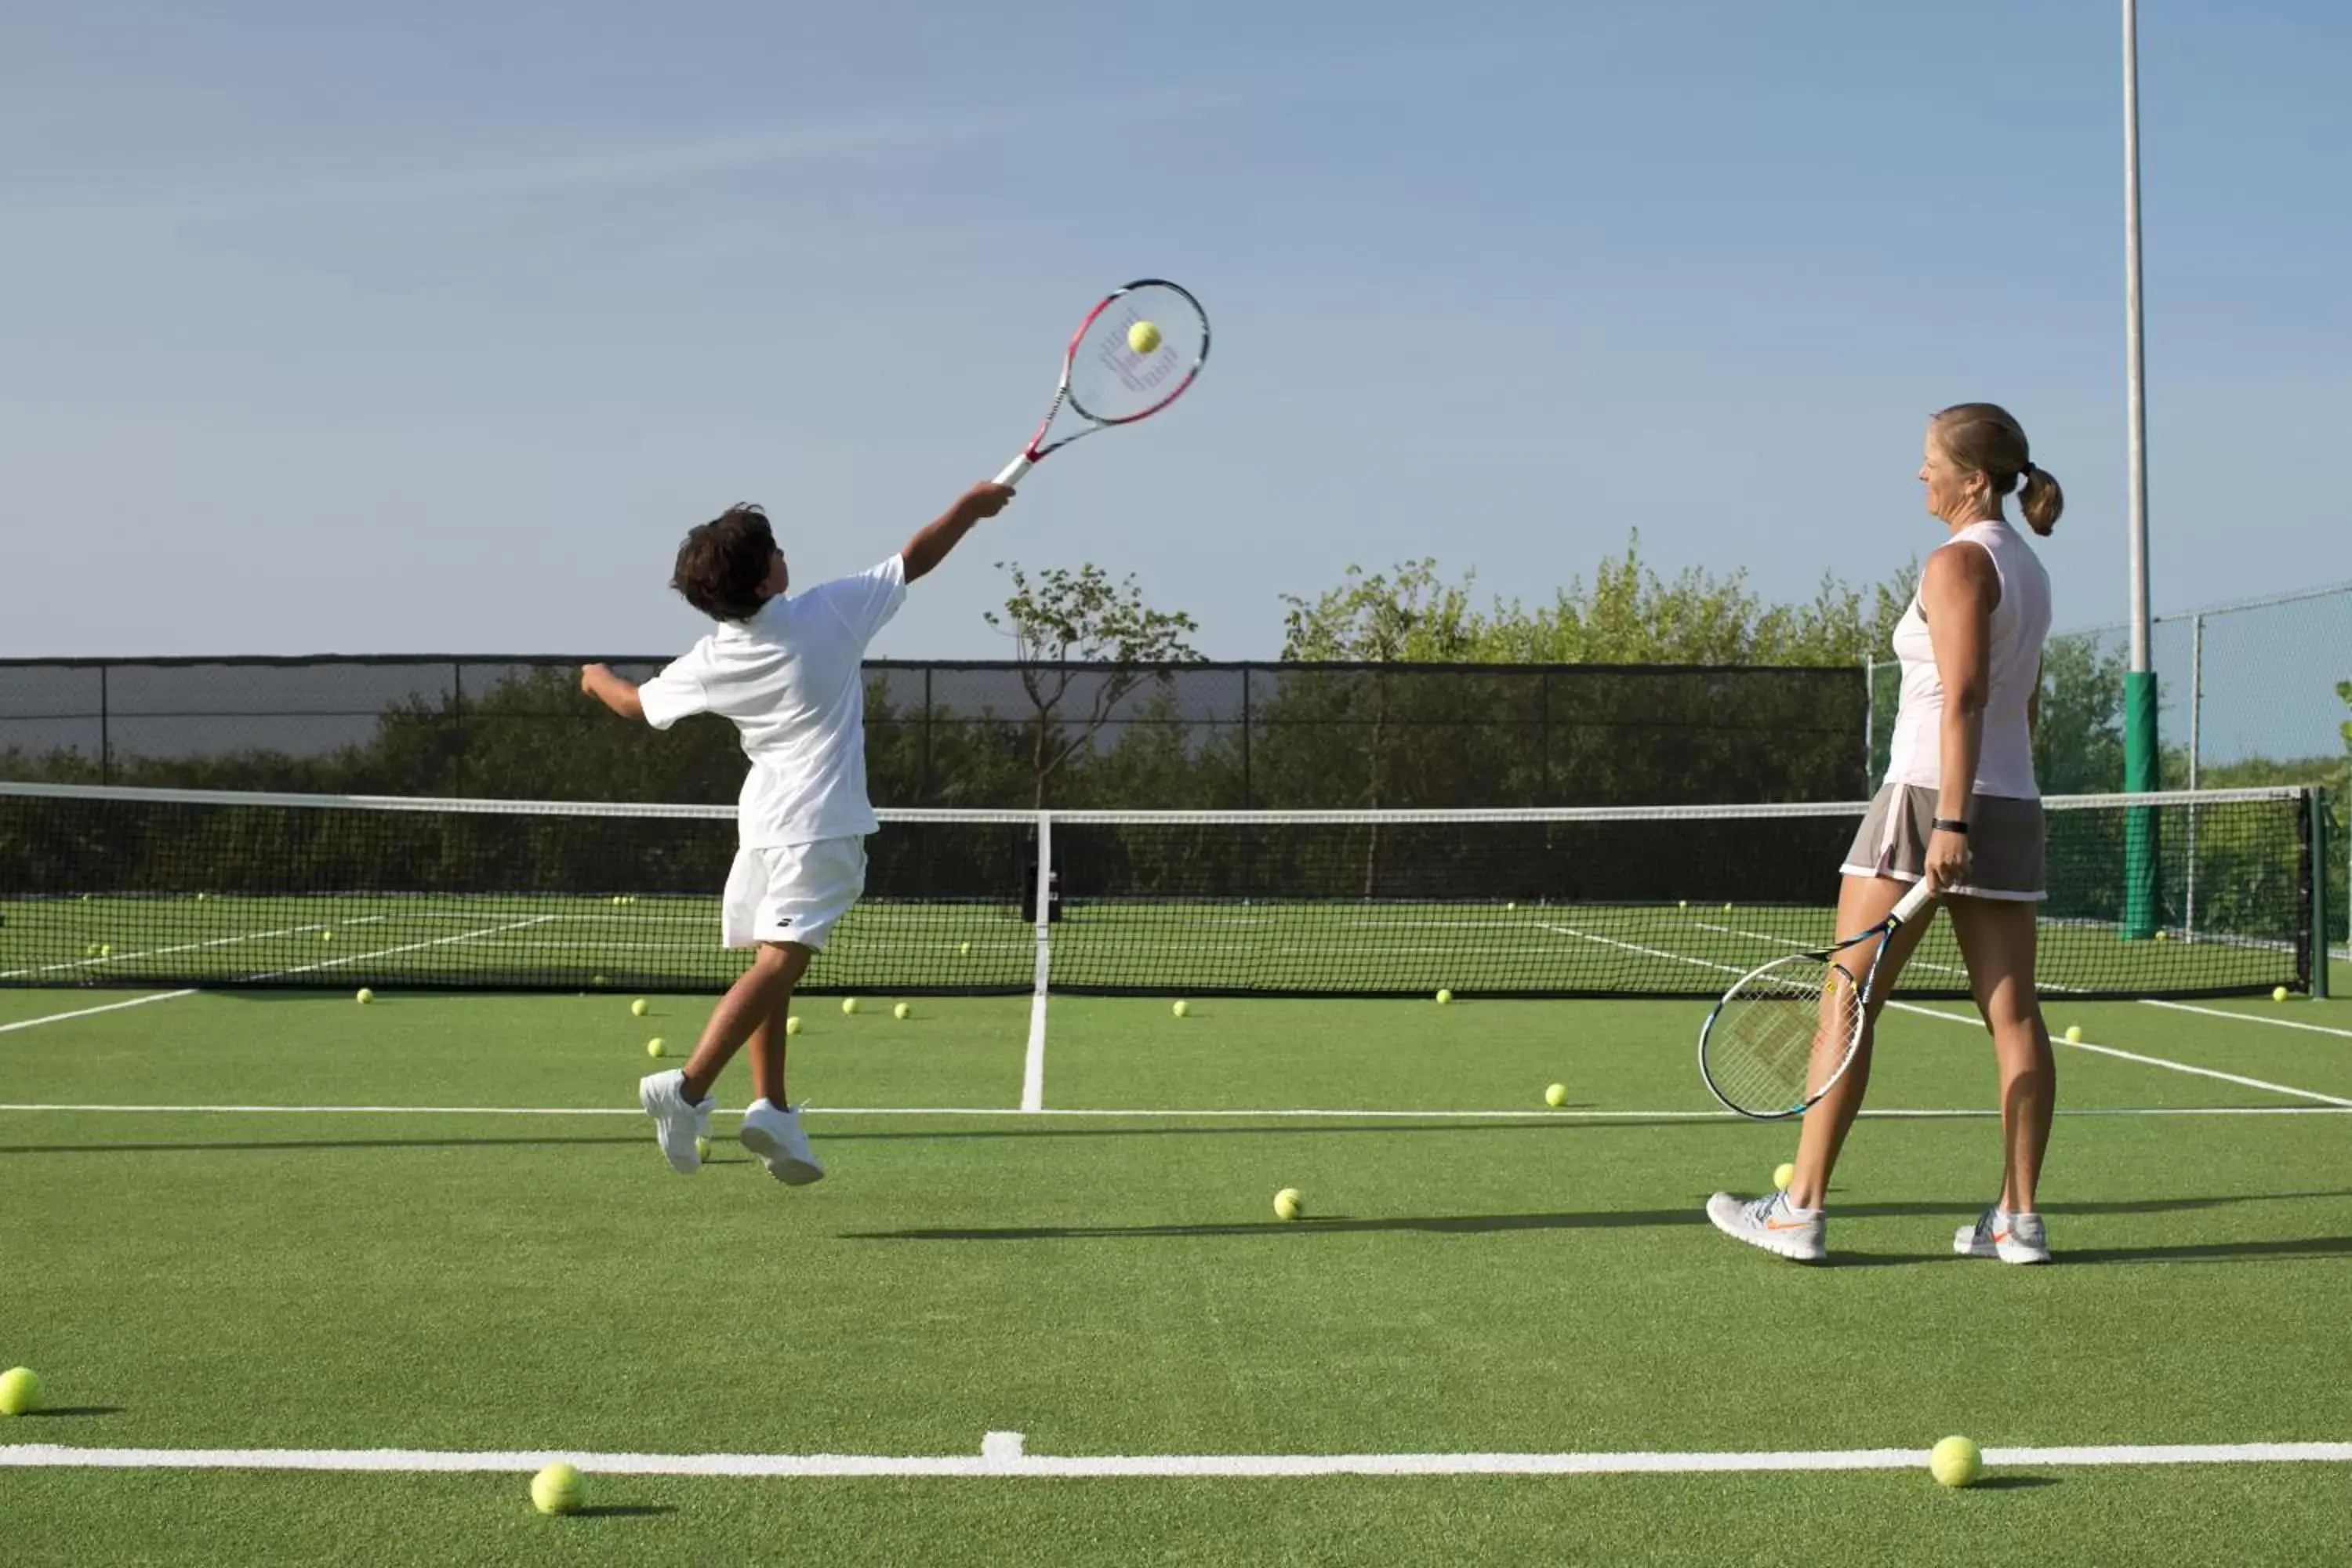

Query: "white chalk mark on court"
left=0, top=990, right=199, bottom=1035
left=2, top=1439, right=2347, bottom=1479
left=0, top=915, right=390, bottom=981
left=1888, top=1001, right=2352, bottom=1108
left=241, top=915, right=559, bottom=983
left=2, top=1101, right=2346, bottom=1120
left=2142, top=998, right=2352, bottom=1042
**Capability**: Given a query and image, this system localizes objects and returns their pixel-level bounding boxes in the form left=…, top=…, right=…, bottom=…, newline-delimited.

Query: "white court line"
left=1889, top=1001, right=2352, bottom=1109
left=1, top=1102, right=2344, bottom=1120
left=0, top=916, right=556, bottom=1036
left=2143, top=999, right=2352, bottom=1042
left=0, top=914, right=389, bottom=981
left=0, top=991, right=198, bottom=1036
left=1542, top=916, right=2351, bottom=1109
left=2, top=1437, right=2347, bottom=1479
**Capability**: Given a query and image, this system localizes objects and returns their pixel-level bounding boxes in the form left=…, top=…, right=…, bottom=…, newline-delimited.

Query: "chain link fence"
left=0, top=659, right=1867, bottom=811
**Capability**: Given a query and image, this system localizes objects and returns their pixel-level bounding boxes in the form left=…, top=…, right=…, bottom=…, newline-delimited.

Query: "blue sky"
left=2, top=1, right=2344, bottom=660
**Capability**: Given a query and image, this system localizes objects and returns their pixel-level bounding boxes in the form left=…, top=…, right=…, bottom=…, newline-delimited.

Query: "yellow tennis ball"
left=2154, top=928, right=2169, bottom=942
left=1172, top=1000, right=1189, bottom=1018
left=1773, top=1161, right=1795, bottom=1189
left=2273, top=985, right=2291, bottom=1003
left=841, top=997, right=860, bottom=1015
left=98, top=943, right=113, bottom=957
left=2063, top=1024, right=2082, bottom=1044
left=1435, top=988, right=1454, bottom=1005
left=1544, top=1083, right=1567, bottom=1108
left=1929, top=1435, right=1983, bottom=1488
left=591, top=975, right=609, bottom=988
left=611, top=895, right=623, bottom=906
left=645, top=1038, right=665, bottom=1058
left=531, top=1461, right=583, bottom=1515
left=0, top=1366, right=41, bottom=1417
left=958, top=941, right=971, bottom=956
left=320, top=930, right=333, bottom=942
left=695, top=1135, right=711, bottom=1161
left=1272, top=1188, right=1303, bottom=1221
left=1722, top=902, right=1734, bottom=913
left=630, top=998, right=650, bottom=1018
left=356, top=988, right=374, bottom=1005
left=1128, top=319, right=1162, bottom=354
left=785, top=1015, right=803, bottom=1036
left=894, top=1002, right=911, bottom=1021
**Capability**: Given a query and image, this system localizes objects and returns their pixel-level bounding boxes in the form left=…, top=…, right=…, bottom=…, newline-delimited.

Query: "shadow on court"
left=844, top=1191, right=2352, bottom=1245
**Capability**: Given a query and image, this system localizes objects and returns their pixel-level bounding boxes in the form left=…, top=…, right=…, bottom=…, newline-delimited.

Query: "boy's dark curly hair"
left=671, top=503, right=777, bottom=621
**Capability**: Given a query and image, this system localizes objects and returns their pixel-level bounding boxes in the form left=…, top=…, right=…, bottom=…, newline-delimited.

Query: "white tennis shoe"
left=739, top=1098, right=825, bottom=1186
left=1706, top=1189, right=1827, bottom=1263
left=638, top=1069, right=709, bottom=1174
left=1955, top=1207, right=2050, bottom=1265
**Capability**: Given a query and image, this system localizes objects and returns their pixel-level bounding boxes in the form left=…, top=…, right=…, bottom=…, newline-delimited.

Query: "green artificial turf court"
left=3, top=978, right=2350, bottom=1564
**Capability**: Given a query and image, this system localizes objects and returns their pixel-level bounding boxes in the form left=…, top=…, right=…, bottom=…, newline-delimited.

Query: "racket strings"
left=1705, top=959, right=1862, bottom=1115
left=1065, top=285, right=1206, bottom=423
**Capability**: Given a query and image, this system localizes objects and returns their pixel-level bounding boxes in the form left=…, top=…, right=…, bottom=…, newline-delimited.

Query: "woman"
left=1708, top=402, right=2062, bottom=1265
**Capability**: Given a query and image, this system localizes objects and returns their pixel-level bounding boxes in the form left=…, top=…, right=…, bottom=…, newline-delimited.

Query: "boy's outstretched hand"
left=905, top=482, right=1014, bottom=582
left=579, top=662, right=644, bottom=720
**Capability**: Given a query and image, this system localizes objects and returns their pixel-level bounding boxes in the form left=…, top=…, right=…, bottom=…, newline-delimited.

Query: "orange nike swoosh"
left=1991, top=1229, right=2010, bottom=1243
left=1765, top=1216, right=1810, bottom=1230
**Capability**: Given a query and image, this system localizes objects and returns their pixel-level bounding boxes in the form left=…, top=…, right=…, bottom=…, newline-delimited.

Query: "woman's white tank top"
left=1882, top=518, right=2052, bottom=800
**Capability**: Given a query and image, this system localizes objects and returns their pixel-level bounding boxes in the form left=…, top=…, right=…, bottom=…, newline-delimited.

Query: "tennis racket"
left=1697, top=880, right=1936, bottom=1120
left=993, top=279, right=1209, bottom=488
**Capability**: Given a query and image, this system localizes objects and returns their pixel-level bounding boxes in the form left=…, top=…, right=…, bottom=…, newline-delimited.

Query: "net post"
left=1241, top=664, right=1253, bottom=809
left=2122, top=671, right=2161, bottom=938
left=2185, top=613, right=2202, bottom=941
left=921, top=666, right=935, bottom=804
left=1022, top=811, right=1053, bottom=1111
left=98, top=662, right=111, bottom=786
left=2312, top=789, right=2333, bottom=1000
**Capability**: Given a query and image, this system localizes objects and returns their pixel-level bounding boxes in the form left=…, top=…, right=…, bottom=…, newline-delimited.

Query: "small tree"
left=985, top=562, right=1203, bottom=807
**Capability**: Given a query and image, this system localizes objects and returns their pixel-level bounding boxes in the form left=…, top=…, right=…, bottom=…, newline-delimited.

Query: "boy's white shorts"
left=721, top=837, right=866, bottom=952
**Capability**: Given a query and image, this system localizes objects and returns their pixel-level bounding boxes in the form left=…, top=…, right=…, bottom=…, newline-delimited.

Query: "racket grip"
left=993, top=454, right=1033, bottom=488
left=1890, top=879, right=1937, bottom=925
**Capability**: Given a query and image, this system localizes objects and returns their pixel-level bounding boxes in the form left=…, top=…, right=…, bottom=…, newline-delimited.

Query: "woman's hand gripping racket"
left=1697, top=880, right=1936, bottom=1120
left=993, top=279, right=1209, bottom=488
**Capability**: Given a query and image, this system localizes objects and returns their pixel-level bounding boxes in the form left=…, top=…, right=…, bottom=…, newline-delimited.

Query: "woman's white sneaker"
left=1705, top=1189, right=1826, bottom=1263
left=1954, top=1207, right=2050, bottom=1264
left=739, top=1098, right=825, bottom=1185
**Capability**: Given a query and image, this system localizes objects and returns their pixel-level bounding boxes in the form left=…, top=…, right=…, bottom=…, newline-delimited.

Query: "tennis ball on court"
left=1773, top=1161, right=1795, bottom=1189
left=1544, top=1083, right=1567, bottom=1108
left=646, top=1038, right=666, bottom=1058
left=630, top=998, right=650, bottom=1018
left=894, top=1002, right=912, bottom=1021
left=0, top=1366, right=41, bottom=1417
left=356, top=988, right=374, bottom=1005
left=1505, top=901, right=1517, bottom=911
left=695, top=1135, right=711, bottom=1161
left=530, top=1460, right=583, bottom=1515
left=195, top=892, right=208, bottom=902
left=83, top=942, right=99, bottom=957
left=1678, top=899, right=1689, bottom=910
left=1128, top=320, right=1162, bottom=354
left=1272, top=1188, right=1303, bottom=1221
left=1172, top=1000, right=1189, bottom=1018
left=592, top=975, right=609, bottom=988
left=2154, top=928, right=2169, bottom=942
left=958, top=941, right=971, bottom=956
left=842, top=997, right=860, bottom=1015
left=1722, top=902, right=1735, bottom=913
left=321, top=930, right=334, bottom=942
left=786, top=1015, right=804, bottom=1036
left=1929, top=1435, right=1983, bottom=1488
left=611, top=895, right=623, bottom=906
left=2273, top=985, right=2291, bottom=1003
left=2063, top=1024, right=2082, bottom=1044
left=98, top=943, right=113, bottom=958
left=1436, top=988, right=1454, bottom=1005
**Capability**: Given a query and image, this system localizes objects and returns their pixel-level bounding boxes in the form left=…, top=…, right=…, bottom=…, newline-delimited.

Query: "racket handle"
left=993, top=454, right=1034, bottom=488
left=1890, top=879, right=1936, bottom=925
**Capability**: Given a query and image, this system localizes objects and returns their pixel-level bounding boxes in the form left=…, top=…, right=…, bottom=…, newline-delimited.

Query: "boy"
left=581, top=480, right=1012, bottom=1181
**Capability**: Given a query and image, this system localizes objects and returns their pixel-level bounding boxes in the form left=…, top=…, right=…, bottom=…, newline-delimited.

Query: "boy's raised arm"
left=580, top=662, right=644, bottom=721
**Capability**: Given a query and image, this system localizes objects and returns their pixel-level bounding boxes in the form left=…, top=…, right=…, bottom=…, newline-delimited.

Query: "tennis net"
left=0, top=781, right=2326, bottom=1000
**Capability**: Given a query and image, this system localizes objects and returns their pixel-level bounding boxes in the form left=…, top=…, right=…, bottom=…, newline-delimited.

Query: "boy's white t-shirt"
left=637, top=555, right=906, bottom=848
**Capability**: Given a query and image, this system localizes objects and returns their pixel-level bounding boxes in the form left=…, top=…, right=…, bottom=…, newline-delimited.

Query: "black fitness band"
left=1933, top=818, right=1971, bottom=835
